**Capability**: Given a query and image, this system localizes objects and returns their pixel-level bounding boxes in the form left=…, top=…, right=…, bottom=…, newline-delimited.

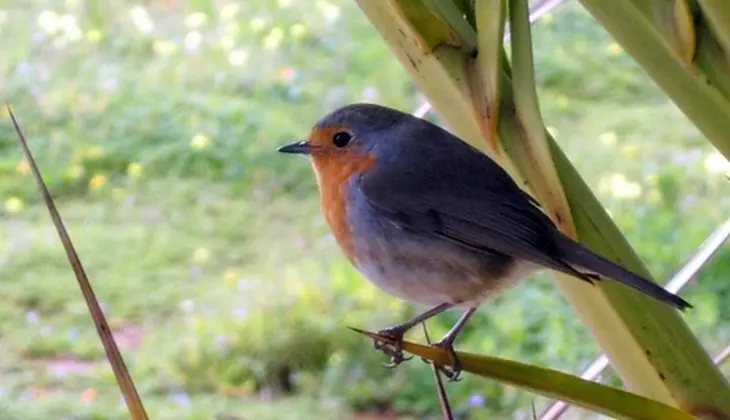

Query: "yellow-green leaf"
left=351, top=328, right=694, bottom=420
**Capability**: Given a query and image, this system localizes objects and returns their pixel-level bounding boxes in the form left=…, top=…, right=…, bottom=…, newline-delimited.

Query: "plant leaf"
left=349, top=327, right=694, bottom=420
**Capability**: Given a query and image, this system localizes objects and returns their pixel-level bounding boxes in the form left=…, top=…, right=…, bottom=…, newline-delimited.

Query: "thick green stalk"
left=578, top=0, right=730, bottom=160
left=474, top=0, right=507, bottom=150
left=507, top=0, right=574, bottom=231
left=354, top=0, right=730, bottom=414
left=502, top=2, right=729, bottom=409
left=498, top=76, right=730, bottom=410
left=353, top=328, right=694, bottom=420
left=421, top=0, right=477, bottom=49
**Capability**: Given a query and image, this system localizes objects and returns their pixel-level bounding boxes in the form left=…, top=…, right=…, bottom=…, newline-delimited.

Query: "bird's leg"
left=375, top=302, right=454, bottom=368
left=429, top=307, right=477, bottom=382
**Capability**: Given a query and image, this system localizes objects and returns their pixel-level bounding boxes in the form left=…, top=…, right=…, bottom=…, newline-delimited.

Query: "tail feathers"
left=556, top=236, right=692, bottom=311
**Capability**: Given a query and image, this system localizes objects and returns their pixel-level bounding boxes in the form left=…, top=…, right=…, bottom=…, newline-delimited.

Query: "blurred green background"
left=0, top=1, right=729, bottom=419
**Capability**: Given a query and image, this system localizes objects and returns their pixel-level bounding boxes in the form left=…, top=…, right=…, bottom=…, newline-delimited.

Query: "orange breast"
left=312, top=153, right=376, bottom=265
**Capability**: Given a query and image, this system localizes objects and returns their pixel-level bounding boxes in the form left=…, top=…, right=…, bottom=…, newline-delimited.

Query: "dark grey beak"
left=277, top=140, right=315, bottom=154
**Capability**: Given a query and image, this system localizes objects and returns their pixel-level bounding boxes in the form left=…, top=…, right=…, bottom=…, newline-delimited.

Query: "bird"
left=277, top=102, right=691, bottom=380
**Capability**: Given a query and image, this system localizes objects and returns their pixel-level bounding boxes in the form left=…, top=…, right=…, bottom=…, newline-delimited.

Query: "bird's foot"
left=373, top=326, right=413, bottom=368
left=422, top=340, right=463, bottom=382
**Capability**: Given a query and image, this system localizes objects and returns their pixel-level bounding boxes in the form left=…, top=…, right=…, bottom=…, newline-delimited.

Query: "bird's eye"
left=332, top=131, right=352, bottom=148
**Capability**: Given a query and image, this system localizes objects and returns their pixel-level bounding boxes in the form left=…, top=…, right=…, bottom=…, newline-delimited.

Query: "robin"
left=277, top=103, right=690, bottom=380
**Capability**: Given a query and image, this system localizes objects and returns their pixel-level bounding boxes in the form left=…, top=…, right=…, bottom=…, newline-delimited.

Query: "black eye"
left=332, top=131, right=352, bottom=148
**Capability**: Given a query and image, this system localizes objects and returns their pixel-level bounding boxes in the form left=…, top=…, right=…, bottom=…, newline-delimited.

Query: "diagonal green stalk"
left=474, top=0, right=507, bottom=151
left=352, top=328, right=695, bottom=420
left=506, top=0, right=573, bottom=231
left=422, top=0, right=477, bottom=50
left=503, top=2, right=729, bottom=409
left=496, top=9, right=729, bottom=404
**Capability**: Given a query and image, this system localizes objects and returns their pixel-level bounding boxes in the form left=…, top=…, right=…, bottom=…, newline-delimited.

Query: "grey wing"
left=359, top=142, right=592, bottom=281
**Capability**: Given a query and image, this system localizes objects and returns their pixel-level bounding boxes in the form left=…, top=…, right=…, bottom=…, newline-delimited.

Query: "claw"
left=420, top=356, right=461, bottom=381
left=373, top=326, right=413, bottom=369
left=430, top=340, right=463, bottom=381
left=368, top=303, right=463, bottom=373
left=436, top=365, right=462, bottom=382
left=382, top=355, right=412, bottom=368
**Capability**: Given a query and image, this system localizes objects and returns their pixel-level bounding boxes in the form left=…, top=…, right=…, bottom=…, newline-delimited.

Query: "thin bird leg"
left=430, top=307, right=477, bottom=382
left=375, top=302, right=454, bottom=368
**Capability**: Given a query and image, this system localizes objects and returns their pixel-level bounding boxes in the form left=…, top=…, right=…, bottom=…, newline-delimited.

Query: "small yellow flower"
left=249, top=17, right=266, bottom=33
left=228, top=49, right=248, bottom=66
left=184, top=12, right=208, bottom=28
left=608, top=42, right=623, bottom=56
left=223, top=268, right=239, bottom=284
left=85, top=29, right=101, bottom=43
left=220, top=4, right=240, bottom=21
left=608, top=173, right=642, bottom=200
left=127, top=162, right=143, bottom=178
left=621, top=145, right=639, bottom=157
left=219, top=35, right=235, bottom=50
left=289, top=23, right=306, bottom=38
left=153, top=40, right=177, bottom=56
left=5, top=197, right=24, bottom=213
left=599, top=131, right=618, bottom=147
left=193, top=247, right=210, bottom=264
left=190, top=133, right=211, bottom=150
left=263, top=27, right=284, bottom=50
left=37, top=10, right=60, bottom=34
left=16, top=160, right=29, bottom=176
left=89, top=174, right=107, bottom=191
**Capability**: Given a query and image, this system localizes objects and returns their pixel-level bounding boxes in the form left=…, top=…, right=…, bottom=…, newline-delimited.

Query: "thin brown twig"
left=423, top=323, right=454, bottom=420
left=6, top=105, right=149, bottom=420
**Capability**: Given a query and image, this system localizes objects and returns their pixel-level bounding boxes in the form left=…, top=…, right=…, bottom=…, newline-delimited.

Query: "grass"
left=0, top=1, right=729, bottom=419
left=0, top=181, right=335, bottom=418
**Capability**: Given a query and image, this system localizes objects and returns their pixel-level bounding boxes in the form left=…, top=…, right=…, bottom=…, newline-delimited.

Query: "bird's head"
left=277, top=102, right=414, bottom=185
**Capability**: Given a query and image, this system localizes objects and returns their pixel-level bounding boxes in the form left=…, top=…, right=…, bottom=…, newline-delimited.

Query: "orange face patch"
left=307, top=126, right=375, bottom=264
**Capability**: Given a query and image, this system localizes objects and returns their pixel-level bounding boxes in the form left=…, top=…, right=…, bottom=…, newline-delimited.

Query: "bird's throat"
left=311, top=154, right=375, bottom=265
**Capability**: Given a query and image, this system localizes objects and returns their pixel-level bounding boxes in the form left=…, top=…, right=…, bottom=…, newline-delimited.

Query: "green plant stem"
left=352, top=328, right=695, bottom=420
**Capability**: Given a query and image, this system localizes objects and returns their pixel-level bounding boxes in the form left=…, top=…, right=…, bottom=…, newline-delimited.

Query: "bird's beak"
left=277, top=140, right=316, bottom=155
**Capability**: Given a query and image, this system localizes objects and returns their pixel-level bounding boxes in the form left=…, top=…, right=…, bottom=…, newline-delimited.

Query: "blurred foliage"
left=0, top=0, right=728, bottom=419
